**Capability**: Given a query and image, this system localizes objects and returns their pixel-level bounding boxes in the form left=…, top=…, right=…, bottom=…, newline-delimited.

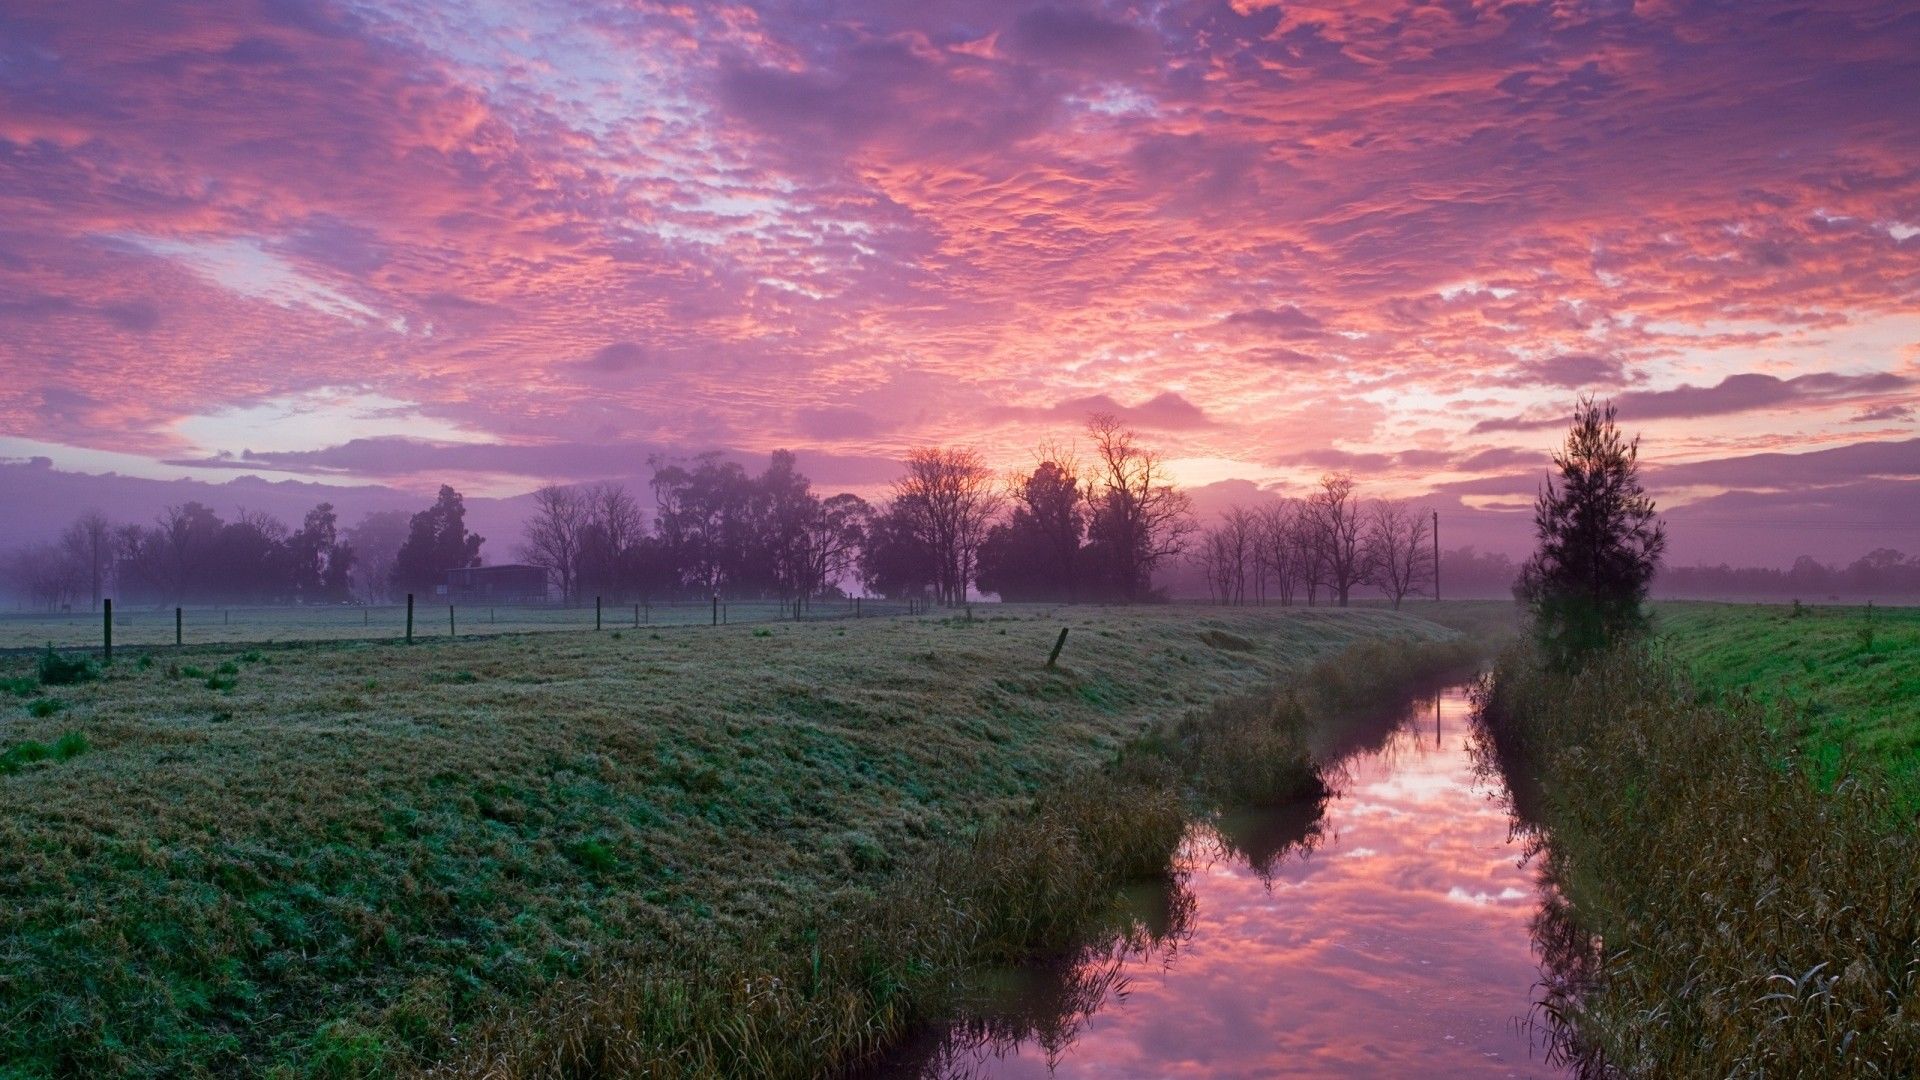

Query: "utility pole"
left=1432, top=509, right=1441, bottom=602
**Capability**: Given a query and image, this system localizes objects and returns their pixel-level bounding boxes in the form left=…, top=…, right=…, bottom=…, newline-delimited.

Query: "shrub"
left=27, top=698, right=63, bottom=718
left=36, top=647, right=96, bottom=686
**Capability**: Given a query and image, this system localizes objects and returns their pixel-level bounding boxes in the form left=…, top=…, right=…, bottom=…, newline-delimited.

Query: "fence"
left=0, top=595, right=925, bottom=654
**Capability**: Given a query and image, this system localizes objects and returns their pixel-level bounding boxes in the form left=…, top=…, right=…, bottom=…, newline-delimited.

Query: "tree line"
left=1, top=486, right=488, bottom=609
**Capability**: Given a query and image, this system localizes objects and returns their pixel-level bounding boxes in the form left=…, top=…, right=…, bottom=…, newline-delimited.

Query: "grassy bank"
left=0, top=605, right=1458, bottom=1077
left=1477, top=643, right=1920, bottom=1076
left=1654, top=601, right=1920, bottom=783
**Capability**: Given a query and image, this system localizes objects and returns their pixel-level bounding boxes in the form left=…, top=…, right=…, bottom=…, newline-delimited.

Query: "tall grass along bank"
left=1477, top=642, right=1920, bottom=1077
left=0, top=605, right=1464, bottom=1078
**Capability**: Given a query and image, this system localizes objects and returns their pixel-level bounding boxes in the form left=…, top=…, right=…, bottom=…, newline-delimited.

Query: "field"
left=0, top=603, right=1460, bottom=1077
left=1654, top=601, right=1920, bottom=782
left=0, top=598, right=912, bottom=653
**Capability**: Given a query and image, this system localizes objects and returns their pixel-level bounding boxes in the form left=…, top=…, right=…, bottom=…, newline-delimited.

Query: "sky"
left=1, top=0, right=1917, bottom=564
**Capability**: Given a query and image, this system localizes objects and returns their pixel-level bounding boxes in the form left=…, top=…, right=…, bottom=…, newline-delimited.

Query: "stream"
left=888, top=682, right=1567, bottom=1078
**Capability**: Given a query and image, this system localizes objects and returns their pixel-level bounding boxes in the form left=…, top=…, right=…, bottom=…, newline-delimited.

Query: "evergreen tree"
left=1517, top=396, right=1667, bottom=667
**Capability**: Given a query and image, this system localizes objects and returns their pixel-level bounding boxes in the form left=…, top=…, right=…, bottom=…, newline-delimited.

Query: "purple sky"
left=1, top=0, right=1916, bottom=564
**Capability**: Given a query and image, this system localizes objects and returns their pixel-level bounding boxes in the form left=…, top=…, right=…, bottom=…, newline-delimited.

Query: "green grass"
left=1654, top=602, right=1920, bottom=782
left=0, top=604, right=1460, bottom=1077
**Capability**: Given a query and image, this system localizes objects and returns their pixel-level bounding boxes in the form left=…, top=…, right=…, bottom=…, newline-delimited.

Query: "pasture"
left=0, top=603, right=1458, bottom=1077
left=1655, top=601, right=1920, bottom=782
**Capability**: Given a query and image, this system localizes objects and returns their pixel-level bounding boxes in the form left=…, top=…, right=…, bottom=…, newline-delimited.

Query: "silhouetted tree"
left=1517, top=396, right=1666, bottom=666
left=345, top=510, right=410, bottom=603
left=392, top=486, right=484, bottom=595
left=1306, top=473, right=1365, bottom=607
left=978, top=455, right=1085, bottom=602
left=893, top=447, right=1001, bottom=605
left=1363, top=498, right=1432, bottom=609
left=520, top=484, right=590, bottom=601
left=59, top=511, right=115, bottom=611
left=1084, top=413, right=1193, bottom=601
left=860, top=498, right=939, bottom=600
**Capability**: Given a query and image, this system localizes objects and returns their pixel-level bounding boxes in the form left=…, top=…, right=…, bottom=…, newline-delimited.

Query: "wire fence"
left=0, top=595, right=925, bottom=654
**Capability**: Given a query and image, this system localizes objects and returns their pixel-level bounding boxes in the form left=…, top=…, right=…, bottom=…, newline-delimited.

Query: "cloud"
left=994, top=391, right=1215, bottom=431
left=1473, top=373, right=1913, bottom=432
left=0, top=0, right=1916, bottom=570
left=1223, top=306, right=1326, bottom=339
left=1498, top=353, right=1629, bottom=389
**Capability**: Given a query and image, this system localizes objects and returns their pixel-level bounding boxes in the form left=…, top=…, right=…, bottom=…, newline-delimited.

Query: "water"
left=896, top=684, right=1566, bottom=1079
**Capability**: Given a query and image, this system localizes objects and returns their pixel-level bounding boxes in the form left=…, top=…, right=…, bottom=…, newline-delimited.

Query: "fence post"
left=633, top=603, right=639, bottom=628
left=855, top=597, right=861, bottom=618
left=596, top=596, right=602, bottom=631
left=406, top=593, right=414, bottom=643
left=103, top=598, right=112, bottom=662
left=1046, top=627, right=1070, bottom=669
left=449, top=605, right=456, bottom=637
left=644, top=601, right=650, bottom=625
left=176, top=606, right=183, bottom=646
left=712, top=596, right=718, bottom=626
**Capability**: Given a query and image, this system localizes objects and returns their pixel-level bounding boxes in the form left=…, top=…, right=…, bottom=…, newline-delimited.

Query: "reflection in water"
left=902, top=686, right=1568, bottom=1079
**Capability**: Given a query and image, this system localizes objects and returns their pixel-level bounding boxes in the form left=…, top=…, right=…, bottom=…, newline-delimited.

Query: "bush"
left=36, top=647, right=96, bottom=686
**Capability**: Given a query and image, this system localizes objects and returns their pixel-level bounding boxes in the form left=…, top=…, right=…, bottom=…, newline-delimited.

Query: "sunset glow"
left=2, top=0, right=1916, bottom=560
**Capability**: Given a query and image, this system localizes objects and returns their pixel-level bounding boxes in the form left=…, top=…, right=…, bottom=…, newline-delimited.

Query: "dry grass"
left=0, top=604, right=1456, bottom=1077
left=1476, top=643, right=1920, bottom=1076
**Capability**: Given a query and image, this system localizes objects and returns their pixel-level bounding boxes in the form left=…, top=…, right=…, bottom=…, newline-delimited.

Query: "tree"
left=1193, top=509, right=1254, bottom=604
left=978, top=454, right=1086, bottom=602
left=795, top=493, right=869, bottom=606
left=59, top=511, right=115, bottom=611
left=1363, top=499, right=1432, bottom=609
left=1517, top=396, right=1667, bottom=666
left=651, top=452, right=752, bottom=595
left=578, top=482, right=645, bottom=600
left=1084, top=413, right=1194, bottom=601
left=1306, top=473, right=1366, bottom=607
left=892, top=447, right=1002, bottom=605
left=520, top=484, right=590, bottom=601
left=1254, top=501, right=1308, bottom=606
left=392, top=486, right=484, bottom=595
left=860, top=498, right=939, bottom=600
left=287, top=503, right=352, bottom=603
left=345, top=510, right=411, bottom=603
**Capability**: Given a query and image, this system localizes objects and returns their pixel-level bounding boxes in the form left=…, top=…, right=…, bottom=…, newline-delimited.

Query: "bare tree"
left=1364, top=498, right=1433, bottom=609
left=895, top=447, right=1003, bottom=605
left=1255, top=500, right=1308, bottom=606
left=1085, top=413, right=1195, bottom=602
left=1193, top=514, right=1254, bottom=604
left=59, top=510, right=115, bottom=611
left=1307, top=472, right=1366, bottom=607
left=520, top=484, right=589, bottom=602
left=578, top=481, right=644, bottom=598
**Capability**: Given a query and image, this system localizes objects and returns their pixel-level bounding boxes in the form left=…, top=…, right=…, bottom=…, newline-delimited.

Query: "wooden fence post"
left=1046, top=627, right=1070, bottom=669
left=103, top=598, right=112, bottom=662
left=406, top=593, right=414, bottom=643
left=176, top=606, right=183, bottom=646
left=596, top=595, right=602, bottom=631
left=449, top=605, right=456, bottom=637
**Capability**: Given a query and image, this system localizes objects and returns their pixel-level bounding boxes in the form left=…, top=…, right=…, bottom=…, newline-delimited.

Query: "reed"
left=1475, top=642, right=1920, bottom=1076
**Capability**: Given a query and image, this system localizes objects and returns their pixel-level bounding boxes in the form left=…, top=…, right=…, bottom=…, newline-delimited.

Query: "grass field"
left=1654, top=601, right=1920, bottom=782
left=0, top=598, right=910, bottom=652
left=0, top=604, right=1461, bottom=1077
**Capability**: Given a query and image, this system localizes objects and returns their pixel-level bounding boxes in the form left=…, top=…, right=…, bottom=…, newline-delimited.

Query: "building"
left=443, top=564, right=549, bottom=604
